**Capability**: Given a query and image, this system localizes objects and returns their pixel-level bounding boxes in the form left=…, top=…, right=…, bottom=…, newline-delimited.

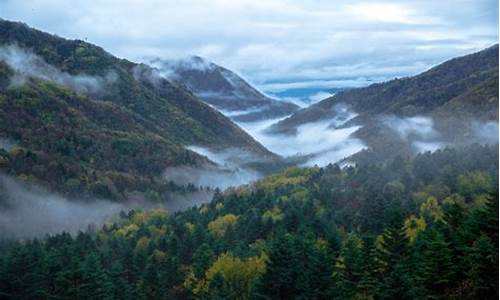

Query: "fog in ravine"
left=0, top=174, right=212, bottom=238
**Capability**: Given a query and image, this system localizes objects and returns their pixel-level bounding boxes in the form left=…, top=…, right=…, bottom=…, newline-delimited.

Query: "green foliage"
left=253, top=234, right=334, bottom=299
left=0, top=145, right=498, bottom=299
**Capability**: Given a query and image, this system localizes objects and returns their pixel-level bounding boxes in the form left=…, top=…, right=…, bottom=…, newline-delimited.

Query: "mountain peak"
left=147, top=55, right=299, bottom=121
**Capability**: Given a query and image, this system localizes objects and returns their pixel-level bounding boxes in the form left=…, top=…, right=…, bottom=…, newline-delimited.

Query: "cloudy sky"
left=1, top=0, right=498, bottom=100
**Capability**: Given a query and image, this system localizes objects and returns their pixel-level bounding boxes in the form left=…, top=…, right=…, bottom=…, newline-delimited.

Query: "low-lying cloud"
left=132, top=64, right=167, bottom=87
left=0, top=174, right=215, bottom=238
left=164, top=146, right=262, bottom=190
left=149, top=56, right=215, bottom=74
left=472, top=121, right=499, bottom=145
left=309, top=91, right=334, bottom=104
left=0, top=175, right=128, bottom=238
left=0, top=44, right=117, bottom=94
left=383, top=115, right=446, bottom=153
left=237, top=105, right=366, bottom=166
left=382, top=116, right=499, bottom=154
left=218, top=107, right=263, bottom=118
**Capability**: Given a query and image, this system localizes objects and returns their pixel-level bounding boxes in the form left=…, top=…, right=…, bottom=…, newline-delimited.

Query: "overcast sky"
left=1, top=0, right=498, bottom=96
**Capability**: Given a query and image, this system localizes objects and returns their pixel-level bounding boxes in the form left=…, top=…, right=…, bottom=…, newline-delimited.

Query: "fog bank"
left=472, top=121, right=499, bottom=144
left=237, top=105, right=366, bottom=167
left=164, top=146, right=261, bottom=190
left=383, top=116, right=499, bottom=153
left=0, top=175, right=127, bottom=238
left=383, top=116, right=446, bottom=153
left=0, top=174, right=214, bottom=238
left=0, top=44, right=117, bottom=94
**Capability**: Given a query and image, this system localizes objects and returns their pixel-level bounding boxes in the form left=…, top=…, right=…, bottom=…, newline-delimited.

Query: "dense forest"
left=0, top=144, right=497, bottom=299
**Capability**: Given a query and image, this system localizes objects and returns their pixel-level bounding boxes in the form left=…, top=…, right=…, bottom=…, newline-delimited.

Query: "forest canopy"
left=0, top=144, right=497, bottom=299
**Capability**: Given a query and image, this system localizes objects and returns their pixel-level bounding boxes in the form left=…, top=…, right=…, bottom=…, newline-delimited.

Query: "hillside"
left=271, top=44, right=498, bottom=134
left=150, top=56, right=299, bottom=122
left=0, top=20, right=275, bottom=200
left=1, top=144, right=497, bottom=299
left=267, top=45, right=498, bottom=164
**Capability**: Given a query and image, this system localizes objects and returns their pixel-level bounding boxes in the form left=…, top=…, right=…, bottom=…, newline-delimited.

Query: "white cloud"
left=236, top=105, right=366, bottom=166
left=309, top=91, right=333, bottom=104
left=0, top=44, right=117, bottom=94
left=0, top=0, right=497, bottom=94
left=383, top=115, right=446, bottom=153
left=163, top=146, right=262, bottom=189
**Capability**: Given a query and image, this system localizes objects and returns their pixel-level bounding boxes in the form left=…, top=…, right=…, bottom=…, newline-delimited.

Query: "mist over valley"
left=0, top=6, right=498, bottom=298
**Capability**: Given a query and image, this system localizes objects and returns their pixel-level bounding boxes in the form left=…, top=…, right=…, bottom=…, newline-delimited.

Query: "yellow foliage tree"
left=192, top=253, right=266, bottom=299
left=261, top=206, right=284, bottom=223
left=146, top=208, right=169, bottom=224
left=132, top=210, right=147, bottom=225
left=420, top=196, right=444, bottom=223
left=403, top=215, right=427, bottom=243
left=115, top=223, right=139, bottom=237
left=135, top=236, right=151, bottom=252
left=208, top=214, right=239, bottom=237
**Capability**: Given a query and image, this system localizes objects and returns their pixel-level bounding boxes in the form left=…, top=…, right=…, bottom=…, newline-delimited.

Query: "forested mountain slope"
left=268, top=45, right=498, bottom=164
left=0, top=20, right=274, bottom=200
left=271, top=44, right=498, bottom=134
left=0, top=144, right=497, bottom=299
left=150, top=56, right=299, bottom=122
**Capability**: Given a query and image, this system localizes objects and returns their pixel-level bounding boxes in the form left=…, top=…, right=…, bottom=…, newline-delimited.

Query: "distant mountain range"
left=149, top=56, right=299, bottom=122
left=269, top=44, right=499, bottom=163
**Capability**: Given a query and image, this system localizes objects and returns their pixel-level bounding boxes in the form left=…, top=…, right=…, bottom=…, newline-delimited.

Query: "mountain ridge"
left=268, top=44, right=498, bottom=163
left=270, top=44, right=499, bottom=134
left=150, top=56, right=300, bottom=122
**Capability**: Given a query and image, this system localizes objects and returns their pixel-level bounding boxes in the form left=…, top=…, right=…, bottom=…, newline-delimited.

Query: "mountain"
left=149, top=56, right=299, bottom=122
left=269, top=45, right=499, bottom=162
left=0, top=20, right=276, bottom=200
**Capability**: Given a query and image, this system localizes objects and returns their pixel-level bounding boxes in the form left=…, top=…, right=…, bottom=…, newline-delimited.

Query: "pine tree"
left=192, top=243, right=215, bottom=278
left=463, top=234, right=498, bottom=299
left=333, top=233, right=365, bottom=299
left=374, top=226, right=411, bottom=299
left=108, top=261, right=132, bottom=300
left=79, top=252, right=112, bottom=300
left=412, top=229, right=455, bottom=299
left=253, top=234, right=299, bottom=299
left=142, top=257, right=159, bottom=299
left=3, top=243, right=49, bottom=299
left=253, top=234, right=333, bottom=300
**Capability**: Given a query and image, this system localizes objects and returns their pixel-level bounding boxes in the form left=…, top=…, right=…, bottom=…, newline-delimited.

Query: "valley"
left=0, top=20, right=498, bottom=237
left=0, top=10, right=498, bottom=300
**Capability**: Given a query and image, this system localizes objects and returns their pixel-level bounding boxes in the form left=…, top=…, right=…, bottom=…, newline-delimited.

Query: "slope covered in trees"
left=0, top=20, right=275, bottom=200
left=271, top=44, right=498, bottom=133
left=268, top=45, right=499, bottom=163
left=1, top=144, right=497, bottom=299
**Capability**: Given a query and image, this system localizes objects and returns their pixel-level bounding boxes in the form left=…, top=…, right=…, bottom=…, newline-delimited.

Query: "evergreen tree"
left=412, top=229, right=455, bottom=299
left=333, top=233, right=365, bottom=299
left=79, top=252, right=112, bottom=300
left=192, top=243, right=215, bottom=278
left=374, top=226, right=411, bottom=299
